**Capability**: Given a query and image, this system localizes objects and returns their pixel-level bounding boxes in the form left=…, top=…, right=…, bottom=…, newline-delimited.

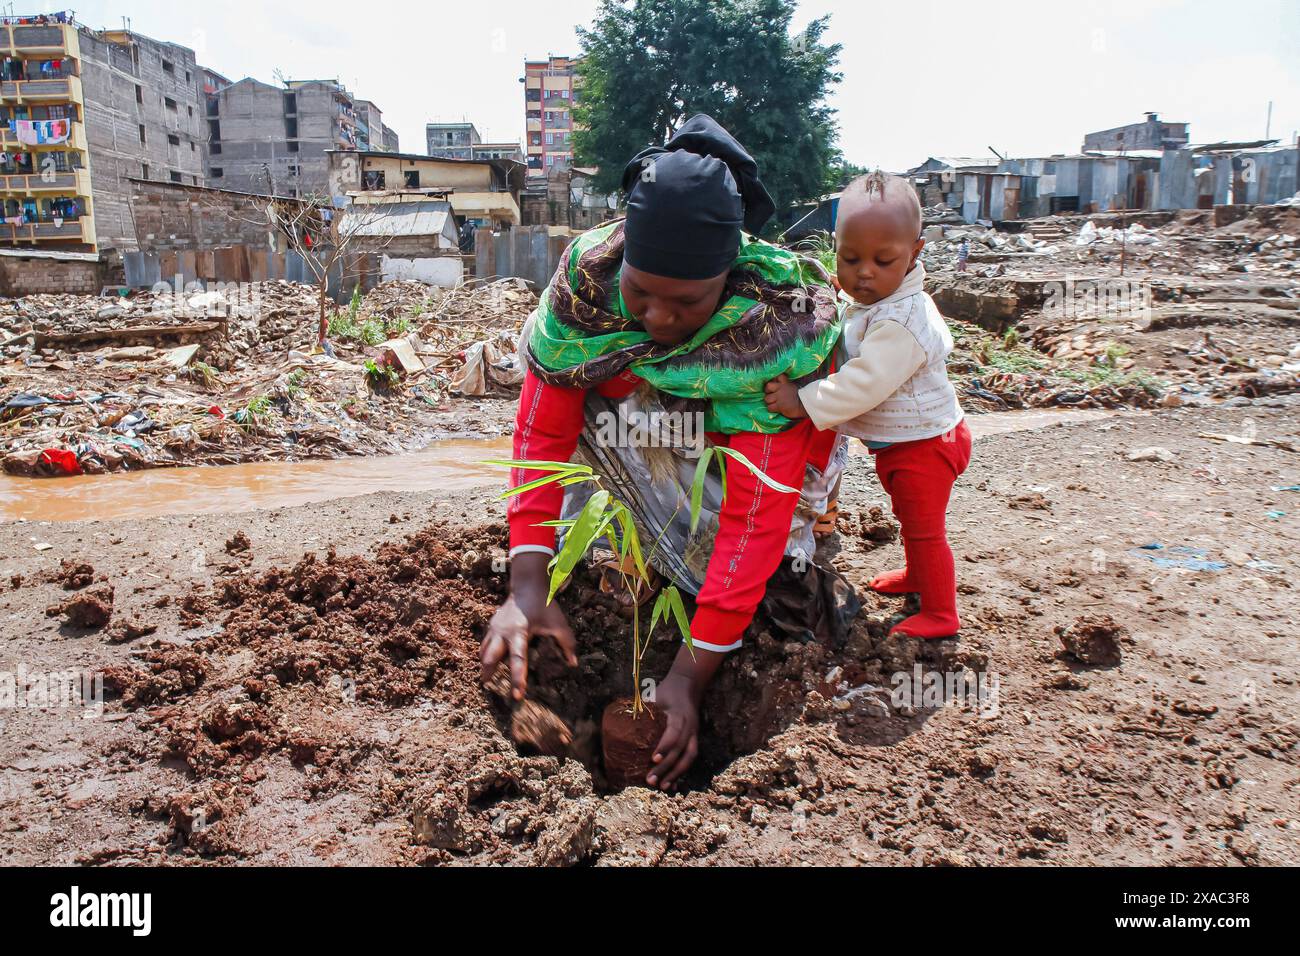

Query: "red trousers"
left=870, top=420, right=972, bottom=637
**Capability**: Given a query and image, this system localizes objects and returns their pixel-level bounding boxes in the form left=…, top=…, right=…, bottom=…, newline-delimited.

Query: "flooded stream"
left=1, top=407, right=1135, bottom=523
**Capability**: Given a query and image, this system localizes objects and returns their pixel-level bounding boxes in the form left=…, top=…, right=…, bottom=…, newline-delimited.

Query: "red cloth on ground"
left=870, top=420, right=972, bottom=638
left=39, top=448, right=81, bottom=475
left=508, top=368, right=823, bottom=651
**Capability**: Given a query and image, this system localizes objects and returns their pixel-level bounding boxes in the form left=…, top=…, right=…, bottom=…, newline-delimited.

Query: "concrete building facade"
left=472, top=142, right=524, bottom=162
left=523, top=55, right=581, bottom=184
left=1082, top=112, right=1189, bottom=153
left=426, top=121, right=479, bottom=159
left=1, top=13, right=206, bottom=257
left=381, top=123, right=399, bottom=152
left=355, top=98, right=385, bottom=151
left=327, top=148, right=525, bottom=231
left=208, top=77, right=365, bottom=198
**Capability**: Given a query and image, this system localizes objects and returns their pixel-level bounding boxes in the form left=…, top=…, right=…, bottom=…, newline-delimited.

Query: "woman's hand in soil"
left=646, top=672, right=699, bottom=789
left=647, top=645, right=723, bottom=789
left=480, top=554, right=578, bottom=701
left=763, top=374, right=807, bottom=419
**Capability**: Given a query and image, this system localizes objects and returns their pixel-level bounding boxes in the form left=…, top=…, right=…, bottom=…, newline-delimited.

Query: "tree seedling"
left=486, top=445, right=797, bottom=717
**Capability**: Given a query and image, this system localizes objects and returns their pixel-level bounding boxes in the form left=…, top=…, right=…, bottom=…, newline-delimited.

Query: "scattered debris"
left=1131, top=543, right=1228, bottom=572
left=1, top=279, right=535, bottom=477
left=1126, top=446, right=1176, bottom=462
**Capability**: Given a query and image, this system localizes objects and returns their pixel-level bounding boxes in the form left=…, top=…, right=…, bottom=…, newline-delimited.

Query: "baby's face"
left=835, top=205, right=924, bottom=306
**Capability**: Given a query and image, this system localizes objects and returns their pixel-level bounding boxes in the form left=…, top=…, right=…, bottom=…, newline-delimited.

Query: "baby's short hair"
left=839, top=170, right=922, bottom=238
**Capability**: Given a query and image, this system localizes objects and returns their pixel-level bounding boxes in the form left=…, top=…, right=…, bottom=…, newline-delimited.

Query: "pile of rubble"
left=915, top=199, right=1300, bottom=409
left=945, top=322, right=1165, bottom=412
left=920, top=200, right=1298, bottom=279
left=0, top=278, right=536, bottom=478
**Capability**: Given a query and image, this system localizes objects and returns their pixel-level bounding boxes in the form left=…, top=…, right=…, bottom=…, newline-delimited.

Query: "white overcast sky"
left=67, top=0, right=1299, bottom=172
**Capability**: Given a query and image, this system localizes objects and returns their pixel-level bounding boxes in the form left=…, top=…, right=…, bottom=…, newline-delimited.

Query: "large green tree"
left=572, top=0, right=843, bottom=221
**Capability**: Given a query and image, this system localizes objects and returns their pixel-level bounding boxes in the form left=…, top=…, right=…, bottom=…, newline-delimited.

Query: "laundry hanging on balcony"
left=10, top=119, right=70, bottom=146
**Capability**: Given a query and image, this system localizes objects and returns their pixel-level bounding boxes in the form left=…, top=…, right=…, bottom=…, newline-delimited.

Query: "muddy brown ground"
left=1, top=400, right=1296, bottom=866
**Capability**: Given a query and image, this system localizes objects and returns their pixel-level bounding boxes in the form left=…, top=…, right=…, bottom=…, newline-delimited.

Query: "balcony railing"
left=0, top=76, right=77, bottom=99
left=0, top=217, right=86, bottom=242
left=5, top=22, right=71, bottom=53
left=1, top=61, right=77, bottom=81
left=0, top=117, right=81, bottom=150
left=0, top=169, right=83, bottom=191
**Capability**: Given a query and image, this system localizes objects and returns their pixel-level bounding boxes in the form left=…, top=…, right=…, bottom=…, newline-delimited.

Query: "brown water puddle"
left=1, top=408, right=1138, bottom=523
left=0, top=437, right=514, bottom=523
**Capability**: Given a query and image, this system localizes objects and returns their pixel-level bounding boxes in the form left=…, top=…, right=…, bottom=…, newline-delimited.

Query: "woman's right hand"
left=479, top=553, right=578, bottom=701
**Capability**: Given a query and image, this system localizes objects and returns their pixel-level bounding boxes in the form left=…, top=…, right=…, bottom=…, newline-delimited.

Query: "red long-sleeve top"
left=508, top=368, right=834, bottom=653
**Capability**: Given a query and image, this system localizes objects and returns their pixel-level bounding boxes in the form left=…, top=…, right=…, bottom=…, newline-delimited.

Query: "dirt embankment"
left=0, top=401, right=1296, bottom=866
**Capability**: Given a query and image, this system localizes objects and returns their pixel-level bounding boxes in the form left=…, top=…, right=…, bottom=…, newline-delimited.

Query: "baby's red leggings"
left=870, top=420, right=972, bottom=638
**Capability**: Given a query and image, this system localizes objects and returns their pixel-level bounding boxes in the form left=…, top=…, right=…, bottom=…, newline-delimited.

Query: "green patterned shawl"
left=526, top=219, right=841, bottom=434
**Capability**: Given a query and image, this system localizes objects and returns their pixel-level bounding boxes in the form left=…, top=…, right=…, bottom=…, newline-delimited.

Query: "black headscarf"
left=620, top=114, right=776, bottom=280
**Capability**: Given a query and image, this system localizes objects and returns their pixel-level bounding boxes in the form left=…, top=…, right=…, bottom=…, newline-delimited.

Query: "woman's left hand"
left=647, top=672, right=700, bottom=790
left=647, top=644, right=725, bottom=789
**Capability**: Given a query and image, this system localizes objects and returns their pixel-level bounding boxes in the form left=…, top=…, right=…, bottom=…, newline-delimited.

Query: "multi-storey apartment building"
left=207, top=77, right=368, bottom=197
left=522, top=55, right=581, bottom=184
left=427, top=122, right=520, bottom=163
left=1, top=13, right=206, bottom=256
left=426, top=121, right=479, bottom=160
left=354, top=98, right=385, bottom=152
left=472, top=142, right=524, bottom=162
left=380, top=123, right=399, bottom=152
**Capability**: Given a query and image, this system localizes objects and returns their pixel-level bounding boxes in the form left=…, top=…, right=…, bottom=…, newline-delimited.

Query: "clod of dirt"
left=843, top=505, right=899, bottom=546
left=46, top=584, right=114, bottom=629
left=711, top=741, right=825, bottom=799
left=161, top=700, right=277, bottom=775
left=510, top=699, right=574, bottom=756
left=1056, top=614, right=1126, bottom=666
left=593, top=788, right=675, bottom=866
left=10, top=574, right=22, bottom=590
left=412, top=785, right=487, bottom=853
left=1172, top=699, right=1219, bottom=718
left=224, top=531, right=251, bottom=554
left=534, top=797, right=598, bottom=866
left=1009, top=492, right=1051, bottom=510
left=102, top=644, right=206, bottom=708
left=1045, top=668, right=1090, bottom=690
left=56, top=559, right=95, bottom=590
left=411, top=751, right=597, bottom=859
left=484, top=670, right=577, bottom=757
left=104, top=616, right=158, bottom=644
left=178, top=592, right=213, bottom=628
left=968, top=751, right=1000, bottom=778
left=135, top=782, right=248, bottom=858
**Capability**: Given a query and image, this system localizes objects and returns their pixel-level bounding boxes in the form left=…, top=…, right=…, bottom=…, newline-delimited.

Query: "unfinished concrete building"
left=1, top=13, right=206, bottom=258
left=355, top=98, right=385, bottom=151
left=207, top=77, right=369, bottom=198
left=426, top=121, right=479, bottom=160
left=1082, top=112, right=1189, bottom=153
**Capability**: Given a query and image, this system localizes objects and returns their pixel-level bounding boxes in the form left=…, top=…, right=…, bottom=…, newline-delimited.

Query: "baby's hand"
left=764, top=374, right=807, bottom=419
